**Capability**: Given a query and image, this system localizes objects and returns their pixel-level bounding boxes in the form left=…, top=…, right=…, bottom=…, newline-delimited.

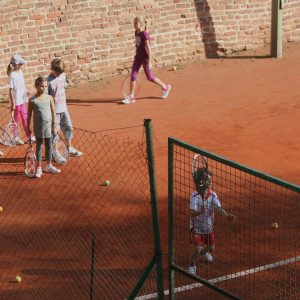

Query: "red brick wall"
left=0, top=0, right=299, bottom=97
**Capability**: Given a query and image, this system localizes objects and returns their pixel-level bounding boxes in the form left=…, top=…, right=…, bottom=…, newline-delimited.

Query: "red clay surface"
left=66, top=42, right=300, bottom=243
left=1, top=42, right=300, bottom=299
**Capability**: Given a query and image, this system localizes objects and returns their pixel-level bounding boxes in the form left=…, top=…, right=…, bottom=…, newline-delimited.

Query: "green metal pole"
left=168, top=137, right=300, bottom=192
left=128, top=256, right=156, bottom=300
left=144, top=119, right=165, bottom=299
left=172, top=265, right=242, bottom=299
left=168, top=138, right=175, bottom=300
left=89, top=232, right=95, bottom=300
left=271, top=0, right=283, bottom=58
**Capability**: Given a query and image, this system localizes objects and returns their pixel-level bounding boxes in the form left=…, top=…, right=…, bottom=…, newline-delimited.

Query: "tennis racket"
left=192, top=154, right=208, bottom=188
left=52, top=133, right=69, bottom=165
left=24, top=138, right=37, bottom=178
left=0, top=127, right=13, bottom=147
left=0, top=116, right=19, bottom=147
left=121, top=75, right=140, bottom=98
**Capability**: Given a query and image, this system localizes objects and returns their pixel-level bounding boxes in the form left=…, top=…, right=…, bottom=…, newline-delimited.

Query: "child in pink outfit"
left=122, top=16, right=171, bottom=104
left=7, top=54, right=33, bottom=144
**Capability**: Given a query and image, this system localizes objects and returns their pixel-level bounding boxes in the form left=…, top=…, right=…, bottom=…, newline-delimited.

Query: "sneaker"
left=188, top=266, right=196, bottom=275
left=53, top=150, right=67, bottom=164
left=204, top=252, right=213, bottom=262
left=121, top=95, right=136, bottom=104
left=44, top=164, right=61, bottom=174
left=69, top=147, right=83, bottom=157
left=161, top=84, right=171, bottom=99
left=35, top=167, right=42, bottom=178
left=14, top=137, right=24, bottom=145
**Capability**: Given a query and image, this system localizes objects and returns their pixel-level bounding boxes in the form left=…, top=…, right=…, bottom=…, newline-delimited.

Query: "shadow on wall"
left=194, top=0, right=219, bottom=58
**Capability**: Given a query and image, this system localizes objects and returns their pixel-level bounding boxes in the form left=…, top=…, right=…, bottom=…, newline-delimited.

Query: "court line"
left=135, top=256, right=300, bottom=299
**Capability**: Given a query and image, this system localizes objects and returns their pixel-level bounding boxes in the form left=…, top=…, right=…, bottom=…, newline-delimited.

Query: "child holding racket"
left=122, top=16, right=171, bottom=104
left=188, top=167, right=235, bottom=274
left=47, top=58, right=82, bottom=162
left=27, top=76, right=61, bottom=178
left=7, top=54, right=33, bottom=145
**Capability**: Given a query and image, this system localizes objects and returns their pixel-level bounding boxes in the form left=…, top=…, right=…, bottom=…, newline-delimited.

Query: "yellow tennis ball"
left=104, top=180, right=110, bottom=186
left=0, top=206, right=3, bottom=212
left=271, top=222, right=279, bottom=229
left=172, top=66, right=177, bottom=71
left=15, top=275, right=22, bottom=283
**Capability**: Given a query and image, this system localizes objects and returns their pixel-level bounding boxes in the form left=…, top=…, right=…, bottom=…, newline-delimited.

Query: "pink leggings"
left=14, top=103, right=29, bottom=137
left=131, top=57, right=156, bottom=82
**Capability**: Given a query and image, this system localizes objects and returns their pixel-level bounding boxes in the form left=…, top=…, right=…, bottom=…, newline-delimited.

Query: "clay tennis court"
left=67, top=42, right=300, bottom=181
left=67, top=41, right=300, bottom=299
left=0, top=42, right=299, bottom=299
left=66, top=42, right=300, bottom=208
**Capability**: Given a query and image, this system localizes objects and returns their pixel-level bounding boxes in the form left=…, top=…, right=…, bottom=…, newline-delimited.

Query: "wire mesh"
left=170, top=139, right=300, bottom=300
left=0, top=104, right=159, bottom=299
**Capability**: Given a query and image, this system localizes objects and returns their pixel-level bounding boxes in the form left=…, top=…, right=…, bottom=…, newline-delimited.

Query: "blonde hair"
left=7, top=63, right=17, bottom=76
left=134, top=16, right=148, bottom=30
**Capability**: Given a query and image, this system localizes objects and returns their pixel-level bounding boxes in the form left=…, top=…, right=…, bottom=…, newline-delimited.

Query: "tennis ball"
left=0, top=206, right=3, bottom=212
left=15, top=275, right=22, bottom=283
left=104, top=180, right=110, bottom=186
left=271, top=222, right=279, bottom=229
left=172, top=66, right=177, bottom=71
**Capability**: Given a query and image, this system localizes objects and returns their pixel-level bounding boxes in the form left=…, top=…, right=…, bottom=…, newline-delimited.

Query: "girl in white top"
left=7, top=54, right=32, bottom=145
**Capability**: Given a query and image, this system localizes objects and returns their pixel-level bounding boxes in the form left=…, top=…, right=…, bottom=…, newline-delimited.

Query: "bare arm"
left=190, top=209, right=201, bottom=218
left=145, top=40, right=152, bottom=68
left=217, top=207, right=235, bottom=221
left=50, top=97, right=57, bottom=135
left=8, top=88, right=15, bottom=113
left=27, top=100, right=33, bottom=136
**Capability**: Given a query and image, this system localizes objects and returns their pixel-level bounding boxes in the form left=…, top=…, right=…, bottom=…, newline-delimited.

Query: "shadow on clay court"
left=0, top=171, right=25, bottom=177
left=67, top=96, right=161, bottom=105
left=0, top=157, right=24, bottom=164
left=217, top=55, right=271, bottom=59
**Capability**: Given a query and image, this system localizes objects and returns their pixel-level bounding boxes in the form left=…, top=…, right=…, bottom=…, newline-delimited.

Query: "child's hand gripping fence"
left=0, top=104, right=164, bottom=299
left=168, top=137, right=300, bottom=300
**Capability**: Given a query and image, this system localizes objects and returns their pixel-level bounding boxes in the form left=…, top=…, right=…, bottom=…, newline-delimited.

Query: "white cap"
left=10, top=54, right=27, bottom=65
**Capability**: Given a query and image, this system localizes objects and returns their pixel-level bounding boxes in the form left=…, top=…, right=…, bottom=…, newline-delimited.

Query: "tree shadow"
left=194, top=0, right=219, bottom=58
left=194, top=0, right=271, bottom=59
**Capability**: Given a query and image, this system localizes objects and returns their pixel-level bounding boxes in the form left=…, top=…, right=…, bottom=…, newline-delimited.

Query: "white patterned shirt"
left=190, top=189, right=221, bottom=234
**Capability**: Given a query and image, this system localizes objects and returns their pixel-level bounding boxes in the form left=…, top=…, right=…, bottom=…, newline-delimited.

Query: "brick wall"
left=0, top=0, right=299, bottom=97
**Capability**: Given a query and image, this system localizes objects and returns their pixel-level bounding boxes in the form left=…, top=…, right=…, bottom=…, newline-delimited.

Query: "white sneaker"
left=204, top=252, right=213, bottom=262
left=188, top=266, right=196, bottom=275
left=14, top=137, right=24, bottom=145
left=121, top=95, right=136, bottom=104
left=44, top=164, right=61, bottom=174
left=161, top=84, right=171, bottom=99
left=53, top=150, right=67, bottom=164
left=69, top=147, right=83, bottom=157
left=35, top=167, right=42, bottom=178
